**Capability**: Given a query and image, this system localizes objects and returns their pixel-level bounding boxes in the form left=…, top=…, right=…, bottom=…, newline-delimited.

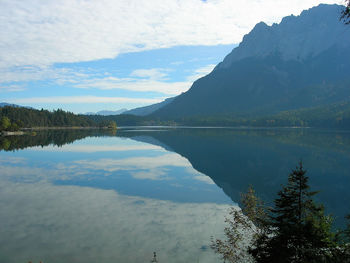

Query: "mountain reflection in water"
left=0, top=127, right=349, bottom=262
left=1, top=127, right=350, bottom=225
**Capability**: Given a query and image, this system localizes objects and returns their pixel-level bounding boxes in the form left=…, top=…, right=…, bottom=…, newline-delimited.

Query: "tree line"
left=0, top=106, right=117, bottom=131
left=88, top=100, right=350, bottom=128
left=211, top=162, right=350, bottom=262
left=2, top=102, right=350, bottom=130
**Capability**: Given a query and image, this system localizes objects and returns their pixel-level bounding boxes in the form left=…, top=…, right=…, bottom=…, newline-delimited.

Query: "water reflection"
left=1, top=128, right=350, bottom=222
left=118, top=128, right=350, bottom=226
left=0, top=129, right=115, bottom=151
left=0, top=132, right=232, bottom=262
left=0, top=179, right=230, bottom=263
left=0, top=127, right=350, bottom=262
left=1, top=135, right=229, bottom=204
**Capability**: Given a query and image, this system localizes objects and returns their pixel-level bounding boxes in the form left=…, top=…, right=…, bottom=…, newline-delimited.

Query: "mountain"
left=123, top=97, right=175, bottom=116
left=85, top=109, right=127, bottom=116
left=152, top=4, right=350, bottom=120
left=1, top=102, right=24, bottom=108
left=0, top=102, right=34, bottom=110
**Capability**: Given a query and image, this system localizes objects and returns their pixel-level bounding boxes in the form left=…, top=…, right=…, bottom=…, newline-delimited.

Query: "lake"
left=0, top=127, right=349, bottom=263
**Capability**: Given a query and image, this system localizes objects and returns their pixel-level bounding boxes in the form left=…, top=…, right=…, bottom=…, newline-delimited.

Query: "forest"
left=1, top=101, right=350, bottom=130
left=0, top=106, right=97, bottom=130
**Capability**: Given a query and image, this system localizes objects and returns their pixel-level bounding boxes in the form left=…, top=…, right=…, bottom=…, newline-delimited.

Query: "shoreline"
left=1, top=126, right=115, bottom=136
left=0, top=131, right=25, bottom=136
left=22, top=126, right=103, bottom=130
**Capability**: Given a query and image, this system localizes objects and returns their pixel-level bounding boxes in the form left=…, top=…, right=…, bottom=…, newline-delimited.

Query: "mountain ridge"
left=84, top=109, right=127, bottom=116
left=218, top=4, right=349, bottom=68
left=123, top=97, right=175, bottom=116
left=151, top=4, right=350, bottom=120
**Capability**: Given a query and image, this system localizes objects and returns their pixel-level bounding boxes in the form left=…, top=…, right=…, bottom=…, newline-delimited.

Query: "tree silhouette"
left=251, top=162, right=337, bottom=263
left=212, top=162, right=350, bottom=263
left=342, top=0, right=350, bottom=24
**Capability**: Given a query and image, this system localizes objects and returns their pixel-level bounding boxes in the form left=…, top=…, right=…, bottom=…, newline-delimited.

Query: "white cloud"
left=187, top=64, right=216, bottom=82
left=0, top=157, right=27, bottom=165
left=0, top=0, right=340, bottom=69
left=0, top=65, right=193, bottom=96
left=0, top=65, right=84, bottom=83
left=72, top=153, right=191, bottom=173
left=0, top=84, right=25, bottom=92
left=71, top=64, right=216, bottom=95
left=0, top=179, right=233, bottom=263
left=74, top=77, right=191, bottom=95
left=9, top=96, right=162, bottom=104
left=194, top=175, right=215, bottom=185
left=130, top=68, right=169, bottom=80
left=131, top=168, right=169, bottom=180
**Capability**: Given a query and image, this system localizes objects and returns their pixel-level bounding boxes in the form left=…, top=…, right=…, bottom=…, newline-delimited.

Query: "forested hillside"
left=0, top=106, right=96, bottom=130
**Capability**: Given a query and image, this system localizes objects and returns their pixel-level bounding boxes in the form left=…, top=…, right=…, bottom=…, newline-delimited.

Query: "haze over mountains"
left=85, top=109, right=127, bottom=116
left=147, top=4, right=350, bottom=120
left=0, top=102, right=32, bottom=109
left=123, top=97, right=175, bottom=116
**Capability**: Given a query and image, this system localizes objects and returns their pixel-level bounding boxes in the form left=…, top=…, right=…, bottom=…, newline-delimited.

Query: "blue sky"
left=1, top=45, right=235, bottom=113
left=0, top=0, right=340, bottom=113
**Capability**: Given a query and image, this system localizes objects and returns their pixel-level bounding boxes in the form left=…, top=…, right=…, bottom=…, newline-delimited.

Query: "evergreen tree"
left=342, top=0, right=350, bottom=24
left=250, top=161, right=336, bottom=263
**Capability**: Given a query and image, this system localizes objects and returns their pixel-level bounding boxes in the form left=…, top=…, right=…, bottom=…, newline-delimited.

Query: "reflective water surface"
left=0, top=128, right=349, bottom=262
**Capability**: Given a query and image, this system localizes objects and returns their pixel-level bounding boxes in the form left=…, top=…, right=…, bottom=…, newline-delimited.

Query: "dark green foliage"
left=0, top=116, right=21, bottom=131
left=212, top=161, right=350, bottom=263
left=341, top=1, right=350, bottom=24
left=0, top=129, right=114, bottom=151
left=108, top=121, right=117, bottom=130
left=0, top=106, right=96, bottom=128
left=346, top=215, right=350, bottom=242
left=250, top=162, right=337, bottom=263
left=0, top=116, right=11, bottom=131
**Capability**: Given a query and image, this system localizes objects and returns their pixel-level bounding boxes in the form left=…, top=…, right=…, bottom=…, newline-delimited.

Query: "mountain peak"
left=218, top=4, right=349, bottom=68
left=152, top=4, right=350, bottom=120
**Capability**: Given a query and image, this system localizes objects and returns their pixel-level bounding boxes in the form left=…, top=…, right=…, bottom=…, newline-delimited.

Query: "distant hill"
left=0, top=102, right=32, bottom=109
left=85, top=109, right=127, bottom=116
left=0, top=106, right=96, bottom=128
left=123, top=97, right=175, bottom=116
left=152, top=4, right=350, bottom=120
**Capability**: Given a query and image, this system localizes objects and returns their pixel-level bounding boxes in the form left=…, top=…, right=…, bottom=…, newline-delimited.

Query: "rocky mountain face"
left=152, top=4, right=350, bottom=119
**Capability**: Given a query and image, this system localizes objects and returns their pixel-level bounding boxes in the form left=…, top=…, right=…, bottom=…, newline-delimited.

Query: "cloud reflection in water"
left=0, top=136, right=234, bottom=262
left=0, top=179, right=232, bottom=263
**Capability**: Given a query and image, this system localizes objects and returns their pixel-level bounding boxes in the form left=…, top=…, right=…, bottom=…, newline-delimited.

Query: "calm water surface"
left=0, top=127, right=349, bottom=263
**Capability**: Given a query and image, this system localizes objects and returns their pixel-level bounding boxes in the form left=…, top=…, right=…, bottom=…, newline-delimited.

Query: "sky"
left=0, top=0, right=341, bottom=113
